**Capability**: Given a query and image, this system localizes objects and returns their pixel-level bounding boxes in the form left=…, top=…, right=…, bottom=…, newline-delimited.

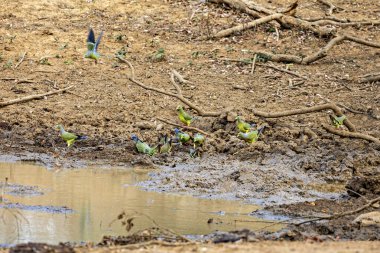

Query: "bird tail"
left=77, top=135, right=88, bottom=141
left=191, top=117, right=199, bottom=123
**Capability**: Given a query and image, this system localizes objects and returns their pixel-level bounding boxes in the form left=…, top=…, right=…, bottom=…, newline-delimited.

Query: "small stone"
left=226, top=111, right=237, bottom=122
left=135, top=121, right=155, bottom=130
left=156, top=123, right=163, bottom=131
left=353, top=211, right=380, bottom=227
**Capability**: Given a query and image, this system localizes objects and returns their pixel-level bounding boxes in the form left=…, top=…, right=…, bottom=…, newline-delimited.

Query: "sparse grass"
left=151, top=48, right=165, bottom=62
left=116, top=46, right=128, bottom=58
left=3, top=59, right=13, bottom=69
left=39, top=57, right=52, bottom=65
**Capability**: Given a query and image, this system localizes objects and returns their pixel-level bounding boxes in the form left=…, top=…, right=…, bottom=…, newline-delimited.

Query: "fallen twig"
left=322, top=124, right=380, bottom=144
left=170, top=72, right=182, bottom=96
left=209, top=13, right=283, bottom=39
left=157, top=117, right=210, bottom=136
left=250, top=54, right=257, bottom=74
left=358, top=72, right=380, bottom=83
left=254, top=34, right=380, bottom=64
left=171, top=69, right=194, bottom=85
left=14, top=52, right=27, bottom=69
left=250, top=103, right=356, bottom=132
left=296, top=196, right=380, bottom=225
left=0, top=86, right=74, bottom=108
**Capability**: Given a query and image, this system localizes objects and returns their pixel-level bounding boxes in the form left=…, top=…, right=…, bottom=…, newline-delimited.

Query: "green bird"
left=235, top=116, right=255, bottom=133
left=56, top=124, right=87, bottom=147
left=193, top=133, right=205, bottom=148
left=177, top=105, right=196, bottom=126
left=174, top=128, right=191, bottom=144
left=329, top=114, right=346, bottom=128
left=131, top=135, right=157, bottom=156
left=158, top=134, right=172, bottom=154
left=84, top=28, right=103, bottom=63
left=237, top=126, right=264, bottom=143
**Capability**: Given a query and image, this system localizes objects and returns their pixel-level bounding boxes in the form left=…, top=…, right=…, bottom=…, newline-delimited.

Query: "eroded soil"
left=1, top=0, right=380, bottom=250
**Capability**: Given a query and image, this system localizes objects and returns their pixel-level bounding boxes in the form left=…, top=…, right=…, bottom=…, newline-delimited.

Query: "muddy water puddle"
left=0, top=161, right=280, bottom=245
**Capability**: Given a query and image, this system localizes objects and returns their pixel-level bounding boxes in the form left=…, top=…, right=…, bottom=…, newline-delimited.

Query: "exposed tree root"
left=209, top=0, right=336, bottom=37
left=250, top=103, right=356, bottom=132
left=116, top=56, right=220, bottom=117
left=116, top=57, right=380, bottom=143
left=358, top=72, right=380, bottom=83
left=296, top=196, right=380, bottom=225
left=322, top=124, right=380, bottom=144
left=0, top=86, right=74, bottom=108
left=210, top=13, right=283, bottom=39
left=254, top=34, right=380, bottom=64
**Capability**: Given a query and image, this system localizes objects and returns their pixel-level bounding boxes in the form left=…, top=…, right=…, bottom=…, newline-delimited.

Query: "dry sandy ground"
left=4, top=241, right=380, bottom=253
left=1, top=0, right=380, bottom=250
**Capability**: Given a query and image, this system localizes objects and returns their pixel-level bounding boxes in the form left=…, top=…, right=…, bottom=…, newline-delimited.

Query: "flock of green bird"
left=54, top=28, right=348, bottom=156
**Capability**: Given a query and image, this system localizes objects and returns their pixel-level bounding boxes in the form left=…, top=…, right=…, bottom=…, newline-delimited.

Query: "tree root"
left=358, top=72, right=380, bottom=83
left=209, top=0, right=336, bottom=37
left=250, top=103, right=356, bottom=132
left=254, top=34, right=380, bottom=64
left=0, top=86, right=74, bottom=108
left=296, top=196, right=380, bottom=225
left=210, top=13, right=283, bottom=39
left=322, top=124, right=380, bottom=144
left=116, top=56, right=220, bottom=117
left=115, top=57, right=380, bottom=144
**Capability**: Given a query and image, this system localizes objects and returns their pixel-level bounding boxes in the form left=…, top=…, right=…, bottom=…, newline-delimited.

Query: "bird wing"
left=181, top=110, right=193, bottom=121
left=87, top=28, right=95, bottom=44
left=329, top=115, right=339, bottom=126
left=95, top=31, right=103, bottom=51
left=61, top=131, right=78, bottom=141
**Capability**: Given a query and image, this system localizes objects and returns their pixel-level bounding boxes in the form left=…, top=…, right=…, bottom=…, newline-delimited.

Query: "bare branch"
left=250, top=54, right=257, bottom=74
left=254, top=34, right=380, bottom=64
left=170, top=72, right=182, bottom=96
left=0, top=86, right=74, bottom=108
left=323, top=124, right=380, bottom=144
left=296, top=196, right=380, bottom=225
left=250, top=103, right=356, bottom=132
left=14, top=52, right=27, bottom=69
left=171, top=69, right=194, bottom=85
left=358, top=72, right=380, bottom=83
left=210, top=13, right=283, bottom=39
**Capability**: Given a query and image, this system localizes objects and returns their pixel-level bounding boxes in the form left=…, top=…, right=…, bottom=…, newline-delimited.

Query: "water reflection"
left=0, top=162, right=278, bottom=244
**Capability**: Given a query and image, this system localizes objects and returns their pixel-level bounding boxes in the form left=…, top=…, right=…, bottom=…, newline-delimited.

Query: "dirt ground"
left=0, top=0, right=380, bottom=251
